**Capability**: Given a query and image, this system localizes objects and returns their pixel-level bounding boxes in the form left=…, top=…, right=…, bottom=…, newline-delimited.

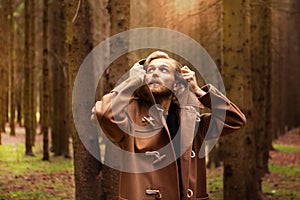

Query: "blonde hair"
left=144, top=51, right=184, bottom=82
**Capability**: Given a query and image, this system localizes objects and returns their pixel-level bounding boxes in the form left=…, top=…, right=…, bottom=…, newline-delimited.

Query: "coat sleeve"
left=196, top=84, right=246, bottom=139
left=95, top=76, right=143, bottom=144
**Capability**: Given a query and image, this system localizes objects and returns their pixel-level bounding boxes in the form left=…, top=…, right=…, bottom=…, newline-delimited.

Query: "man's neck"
left=153, top=94, right=173, bottom=115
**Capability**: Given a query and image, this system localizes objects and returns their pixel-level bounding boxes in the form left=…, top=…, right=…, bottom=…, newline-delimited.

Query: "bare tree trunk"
left=0, top=0, right=10, bottom=134
left=66, top=0, right=102, bottom=199
left=0, top=1, right=8, bottom=136
left=285, top=0, right=300, bottom=129
left=9, top=0, right=16, bottom=136
left=30, top=0, right=37, bottom=146
left=50, top=0, right=70, bottom=158
left=221, top=0, right=260, bottom=199
left=14, top=0, right=25, bottom=128
left=24, top=0, right=34, bottom=156
left=250, top=0, right=272, bottom=195
left=42, top=0, right=50, bottom=161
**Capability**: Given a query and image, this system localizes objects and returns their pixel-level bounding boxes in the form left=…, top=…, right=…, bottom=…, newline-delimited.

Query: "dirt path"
left=1, top=123, right=43, bottom=145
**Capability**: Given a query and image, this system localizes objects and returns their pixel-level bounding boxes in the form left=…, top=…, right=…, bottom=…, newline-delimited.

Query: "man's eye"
left=146, top=68, right=154, bottom=73
left=161, top=68, right=169, bottom=73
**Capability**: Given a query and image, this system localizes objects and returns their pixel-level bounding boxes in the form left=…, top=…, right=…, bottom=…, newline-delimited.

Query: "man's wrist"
left=193, top=86, right=206, bottom=97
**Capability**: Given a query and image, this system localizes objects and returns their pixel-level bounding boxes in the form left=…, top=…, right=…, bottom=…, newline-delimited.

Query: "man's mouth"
left=148, top=80, right=162, bottom=85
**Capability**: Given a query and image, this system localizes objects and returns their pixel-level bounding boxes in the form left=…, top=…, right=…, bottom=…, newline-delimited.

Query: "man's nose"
left=152, top=68, right=159, bottom=77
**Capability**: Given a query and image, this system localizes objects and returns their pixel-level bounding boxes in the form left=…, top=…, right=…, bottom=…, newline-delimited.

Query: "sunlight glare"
left=174, top=0, right=198, bottom=14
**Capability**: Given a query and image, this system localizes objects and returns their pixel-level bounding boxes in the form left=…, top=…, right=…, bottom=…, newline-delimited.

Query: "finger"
left=182, top=74, right=194, bottom=78
left=181, top=67, right=194, bottom=75
left=182, top=72, right=195, bottom=77
left=182, top=75, right=194, bottom=81
left=182, top=65, right=190, bottom=70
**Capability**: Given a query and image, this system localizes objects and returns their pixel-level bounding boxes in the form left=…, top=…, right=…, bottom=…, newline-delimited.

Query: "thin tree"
left=0, top=0, right=10, bottom=134
left=41, top=0, right=50, bottom=161
left=24, top=0, right=34, bottom=156
left=50, top=0, right=70, bottom=158
left=0, top=1, right=5, bottom=139
left=9, top=0, right=16, bottom=136
left=30, top=0, right=36, bottom=146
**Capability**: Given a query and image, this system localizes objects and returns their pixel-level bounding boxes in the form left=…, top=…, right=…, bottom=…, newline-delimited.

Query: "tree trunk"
left=66, top=0, right=102, bottom=199
left=42, top=0, right=50, bottom=161
left=14, top=0, right=25, bottom=128
left=0, top=1, right=6, bottom=136
left=250, top=0, right=272, bottom=193
left=24, top=0, right=34, bottom=156
left=50, top=0, right=70, bottom=158
left=285, top=0, right=300, bottom=129
left=0, top=0, right=10, bottom=134
left=30, top=0, right=36, bottom=146
left=9, top=0, right=16, bottom=136
left=221, top=0, right=259, bottom=199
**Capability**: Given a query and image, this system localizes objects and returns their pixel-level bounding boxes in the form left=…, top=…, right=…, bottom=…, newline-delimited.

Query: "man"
left=94, top=51, right=246, bottom=200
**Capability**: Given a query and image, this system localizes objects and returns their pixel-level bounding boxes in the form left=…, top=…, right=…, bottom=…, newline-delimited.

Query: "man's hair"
left=144, top=51, right=184, bottom=82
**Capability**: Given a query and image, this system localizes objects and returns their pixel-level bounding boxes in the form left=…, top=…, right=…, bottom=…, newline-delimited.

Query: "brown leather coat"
left=95, top=76, right=246, bottom=200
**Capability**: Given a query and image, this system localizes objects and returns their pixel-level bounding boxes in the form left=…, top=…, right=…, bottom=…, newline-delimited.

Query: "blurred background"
left=0, top=0, right=299, bottom=199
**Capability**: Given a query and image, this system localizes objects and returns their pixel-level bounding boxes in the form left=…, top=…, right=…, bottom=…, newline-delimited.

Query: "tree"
left=29, top=0, right=36, bottom=146
left=49, top=0, right=70, bottom=158
left=0, top=0, right=10, bottom=134
left=66, top=0, right=102, bottom=199
left=250, top=0, right=272, bottom=194
left=99, top=1, right=131, bottom=199
left=41, top=0, right=50, bottom=161
left=24, top=0, right=34, bottom=156
left=9, top=0, right=16, bottom=136
left=221, top=0, right=260, bottom=199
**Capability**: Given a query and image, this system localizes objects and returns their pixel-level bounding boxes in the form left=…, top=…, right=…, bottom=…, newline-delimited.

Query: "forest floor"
left=208, top=128, right=300, bottom=200
left=0, top=126, right=299, bottom=200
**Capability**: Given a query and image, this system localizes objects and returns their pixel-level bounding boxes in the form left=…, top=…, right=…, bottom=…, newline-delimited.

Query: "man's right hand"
left=129, top=61, right=145, bottom=80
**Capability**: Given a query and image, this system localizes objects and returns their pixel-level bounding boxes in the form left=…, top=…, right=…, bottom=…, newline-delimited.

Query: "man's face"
left=145, top=58, right=177, bottom=95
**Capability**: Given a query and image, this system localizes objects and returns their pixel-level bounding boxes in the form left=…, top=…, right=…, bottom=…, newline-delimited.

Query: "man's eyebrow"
left=148, top=64, right=170, bottom=68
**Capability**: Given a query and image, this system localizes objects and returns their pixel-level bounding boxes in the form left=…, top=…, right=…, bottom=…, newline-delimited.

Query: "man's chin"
left=149, top=87, right=172, bottom=96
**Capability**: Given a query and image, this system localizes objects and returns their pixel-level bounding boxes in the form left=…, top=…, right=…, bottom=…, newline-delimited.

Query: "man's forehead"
left=148, top=58, right=176, bottom=68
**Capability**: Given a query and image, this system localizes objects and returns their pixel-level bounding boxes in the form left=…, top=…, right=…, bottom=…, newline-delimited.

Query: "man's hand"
left=91, top=106, right=97, bottom=121
left=180, top=66, right=206, bottom=107
left=129, top=61, right=145, bottom=80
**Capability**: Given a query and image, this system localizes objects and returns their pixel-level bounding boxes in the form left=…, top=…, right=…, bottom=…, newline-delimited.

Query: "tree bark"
left=30, top=0, right=36, bottom=146
left=9, top=0, right=16, bottom=136
left=221, top=0, right=260, bottom=199
left=98, top=1, right=131, bottom=199
left=24, top=0, right=34, bottom=156
left=50, top=0, right=70, bottom=158
left=66, top=0, right=102, bottom=199
left=42, top=0, right=50, bottom=161
left=0, top=0, right=10, bottom=134
left=250, top=0, right=272, bottom=194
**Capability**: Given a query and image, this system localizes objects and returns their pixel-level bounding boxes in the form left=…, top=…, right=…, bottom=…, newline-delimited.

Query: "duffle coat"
left=95, top=76, right=246, bottom=200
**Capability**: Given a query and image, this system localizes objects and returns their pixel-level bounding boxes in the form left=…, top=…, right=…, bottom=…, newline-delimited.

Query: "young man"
left=94, top=51, right=246, bottom=200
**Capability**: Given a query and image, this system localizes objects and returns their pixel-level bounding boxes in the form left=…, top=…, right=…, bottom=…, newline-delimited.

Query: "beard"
left=148, top=84, right=173, bottom=96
